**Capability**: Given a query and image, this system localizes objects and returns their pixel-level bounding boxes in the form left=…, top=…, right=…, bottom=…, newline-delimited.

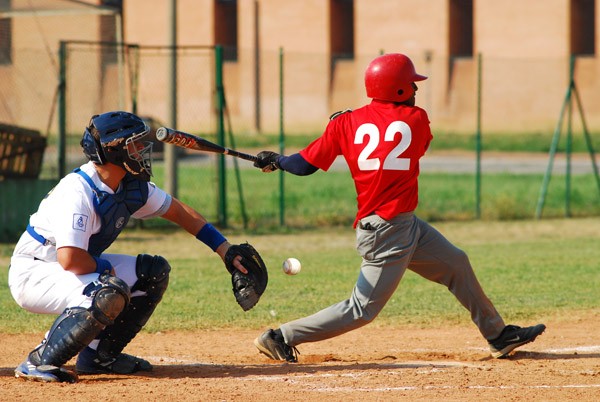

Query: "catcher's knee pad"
left=30, top=307, right=105, bottom=368
left=90, top=274, right=131, bottom=326
left=132, top=254, right=170, bottom=300
left=96, top=255, right=170, bottom=360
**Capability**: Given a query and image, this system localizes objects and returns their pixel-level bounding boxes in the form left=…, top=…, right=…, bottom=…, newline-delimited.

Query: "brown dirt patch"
left=2, top=314, right=600, bottom=401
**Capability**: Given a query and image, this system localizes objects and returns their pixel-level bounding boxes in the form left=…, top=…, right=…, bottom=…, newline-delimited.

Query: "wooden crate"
left=0, top=123, right=47, bottom=179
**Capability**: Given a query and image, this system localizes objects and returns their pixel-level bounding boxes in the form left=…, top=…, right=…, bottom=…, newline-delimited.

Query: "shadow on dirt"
left=479, top=350, right=600, bottom=361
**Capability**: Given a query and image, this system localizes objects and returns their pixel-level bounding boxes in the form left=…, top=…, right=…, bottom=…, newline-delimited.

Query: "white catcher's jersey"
left=12, top=161, right=172, bottom=262
left=9, top=162, right=172, bottom=314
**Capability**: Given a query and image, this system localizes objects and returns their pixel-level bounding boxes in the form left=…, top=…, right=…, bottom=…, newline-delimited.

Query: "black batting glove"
left=254, top=151, right=281, bottom=172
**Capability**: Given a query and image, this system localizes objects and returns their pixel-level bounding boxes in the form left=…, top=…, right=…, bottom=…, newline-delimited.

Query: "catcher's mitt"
left=224, top=243, right=268, bottom=311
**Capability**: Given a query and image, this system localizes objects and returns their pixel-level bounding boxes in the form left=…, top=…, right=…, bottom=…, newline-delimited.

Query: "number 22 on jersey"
left=354, top=121, right=412, bottom=171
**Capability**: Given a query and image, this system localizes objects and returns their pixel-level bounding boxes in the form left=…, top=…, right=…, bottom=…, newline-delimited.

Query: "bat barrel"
left=155, top=127, right=169, bottom=141
left=154, top=126, right=259, bottom=162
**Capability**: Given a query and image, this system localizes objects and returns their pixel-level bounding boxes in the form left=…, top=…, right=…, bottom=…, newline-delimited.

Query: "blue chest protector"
left=74, top=169, right=149, bottom=257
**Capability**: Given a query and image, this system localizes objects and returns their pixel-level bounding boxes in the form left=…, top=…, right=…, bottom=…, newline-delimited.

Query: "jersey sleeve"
left=132, top=182, right=172, bottom=219
left=48, top=175, right=98, bottom=251
left=417, top=108, right=433, bottom=152
left=299, top=117, right=345, bottom=171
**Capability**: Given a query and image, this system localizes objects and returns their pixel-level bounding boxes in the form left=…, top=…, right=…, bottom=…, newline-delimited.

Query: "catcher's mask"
left=81, top=111, right=153, bottom=181
left=364, top=53, right=427, bottom=103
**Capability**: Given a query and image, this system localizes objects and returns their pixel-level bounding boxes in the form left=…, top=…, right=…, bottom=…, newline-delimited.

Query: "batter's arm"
left=278, top=153, right=319, bottom=176
left=254, top=151, right=318, bottom=176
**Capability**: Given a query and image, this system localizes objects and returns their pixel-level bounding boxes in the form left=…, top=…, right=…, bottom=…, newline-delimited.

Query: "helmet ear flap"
left=103, top=145, right=123, bottom=165
left=93, top=132, right=107, bottom=165
left=81, top=127, right=107, bottom=165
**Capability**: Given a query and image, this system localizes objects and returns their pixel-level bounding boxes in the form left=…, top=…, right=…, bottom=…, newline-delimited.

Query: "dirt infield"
left=2, top=313, right=599, bottom=401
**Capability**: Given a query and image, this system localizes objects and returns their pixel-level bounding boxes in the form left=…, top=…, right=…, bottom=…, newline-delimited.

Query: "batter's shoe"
left=75, top=346, right=153, bottom=374
left=254, top=329, right=299, bottom=363
left=15, top=359, right=78, bottom=383
left=488, top=323, right=546, bottom=358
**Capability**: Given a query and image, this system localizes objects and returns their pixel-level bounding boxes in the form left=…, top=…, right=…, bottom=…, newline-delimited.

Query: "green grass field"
left=1, top=217, right=599, bottom=334
left=217, top=130, right=600, bottom=154
left=141, top=166, right=600, bottom=231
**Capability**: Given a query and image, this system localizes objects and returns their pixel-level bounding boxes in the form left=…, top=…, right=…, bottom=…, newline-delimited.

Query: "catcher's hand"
left=224, top=243, right=268, bottom=311
left=253, top=151, right=281, bottom=172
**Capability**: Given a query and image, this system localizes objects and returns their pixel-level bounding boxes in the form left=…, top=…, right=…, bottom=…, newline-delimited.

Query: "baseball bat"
left=155, top=127, right=259, bottom=162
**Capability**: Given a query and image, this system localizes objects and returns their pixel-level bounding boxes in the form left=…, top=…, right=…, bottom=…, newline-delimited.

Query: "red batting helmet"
left=364, top=53, right=427, bottom=102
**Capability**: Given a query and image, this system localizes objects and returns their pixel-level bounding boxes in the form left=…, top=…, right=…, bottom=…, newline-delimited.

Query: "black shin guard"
left=96, top=254, right=170, bottom=360
left=30, top=274, right=130, bottom=368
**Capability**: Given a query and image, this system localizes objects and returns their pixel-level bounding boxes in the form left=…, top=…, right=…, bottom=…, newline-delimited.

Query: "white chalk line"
left=542, top=345, right=600, bottom=353
left=147, top=343, right=600, bottom=366
left=144, top=345, right=600, bottom=392
left=309, top=384, right=600, bottom=393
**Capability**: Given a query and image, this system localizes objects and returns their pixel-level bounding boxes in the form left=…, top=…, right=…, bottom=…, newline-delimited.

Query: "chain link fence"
left=1, top=0, right=599, bottom=237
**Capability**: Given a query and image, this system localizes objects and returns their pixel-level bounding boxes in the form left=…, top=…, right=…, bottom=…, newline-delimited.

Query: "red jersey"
left=300, top=100, right=432, bottom=227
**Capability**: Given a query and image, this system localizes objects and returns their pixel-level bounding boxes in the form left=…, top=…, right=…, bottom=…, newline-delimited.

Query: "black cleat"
left=489, top=324, right=546, bottom=358
left=76, top=346, right=152, bottom=374
left=254, top=329, right=299, bottom=363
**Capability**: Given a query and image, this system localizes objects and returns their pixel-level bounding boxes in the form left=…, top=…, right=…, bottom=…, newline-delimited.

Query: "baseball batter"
left=8, top=111, right=251, bottom=383
left=252, top=53, right=546, bottom=362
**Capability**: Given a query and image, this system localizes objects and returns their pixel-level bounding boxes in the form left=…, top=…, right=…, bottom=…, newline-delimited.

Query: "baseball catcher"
left=8, top=111, right=267, bottom=383
left=225, top=243, right=268, bottom=311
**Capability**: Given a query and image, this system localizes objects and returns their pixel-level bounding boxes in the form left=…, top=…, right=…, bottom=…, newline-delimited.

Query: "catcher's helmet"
left=364, top=53, right=427, bottom=103
left=81, top=111, right=153, bottom=181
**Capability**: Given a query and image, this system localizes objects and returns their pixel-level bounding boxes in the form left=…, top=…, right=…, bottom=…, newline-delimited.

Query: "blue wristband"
left=93, top=256, right=112, bottom=274
left=196, top=223, right=227, bottom=252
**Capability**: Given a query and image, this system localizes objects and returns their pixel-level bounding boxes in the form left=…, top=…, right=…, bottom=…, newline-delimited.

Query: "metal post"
left=475, top=53, right=482, bottom=219
left=536, top=58, right=573, bottom=219
left=115, top=12, right=124, bottom=110
left=572, top=80, right=600, bottom=193
left=279, top=47, right=285, bottom=226
left=129, top=45, right=140, bottom=114
left=58, top=41, right=67, bottom=179
left=165, top=0, right=178, bottom=196
left=565, top=58, right=574, bottom=217
left=215, top=45, right=227, bottom=227
left=253, top=0, right=261, bottom=132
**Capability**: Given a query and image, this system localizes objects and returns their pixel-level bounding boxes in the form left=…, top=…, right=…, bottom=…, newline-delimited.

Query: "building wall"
left=1, top=0, right=599, bottom=136
left=0, top=10, right=105, bottom=131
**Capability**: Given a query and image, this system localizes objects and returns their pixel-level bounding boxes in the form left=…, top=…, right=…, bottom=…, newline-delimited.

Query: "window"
left=449, top=0, right=473, bottom=58
left=214, top=0, right=238, bottom=62
left=100, top=0, right=123, bottom=65
left=571, top=0, right=595, bottom=55
left=0, top=0, right=12, bottom=65
left=330, top=0, right=354, bottom=60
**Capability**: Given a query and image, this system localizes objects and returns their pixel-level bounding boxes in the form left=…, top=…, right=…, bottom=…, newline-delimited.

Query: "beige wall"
left=2, top=0, right=599, bottom=136
left=356, top=0, right=449, bottom=57
left=476, top=1, right=569, bottom=58
left=1, top=11, right=106, bottom=131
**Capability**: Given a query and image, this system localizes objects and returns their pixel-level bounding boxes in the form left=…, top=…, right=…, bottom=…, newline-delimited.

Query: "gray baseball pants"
left=280, top=212, right=506, bottom=346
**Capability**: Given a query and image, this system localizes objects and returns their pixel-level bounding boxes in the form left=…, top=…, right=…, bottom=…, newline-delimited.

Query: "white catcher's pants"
left=9, top=253, right=143, bottom=315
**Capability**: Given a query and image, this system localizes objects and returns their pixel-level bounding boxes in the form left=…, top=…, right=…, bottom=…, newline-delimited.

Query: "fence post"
left=215, top=45, right=227, bottom=228
left=58, top=41, right=67, bottom=178
left=165, top=0, right=178, bottom=197
left=279, top=47, right=285, bottom=226
left=475, top=52, right=482, bottom=219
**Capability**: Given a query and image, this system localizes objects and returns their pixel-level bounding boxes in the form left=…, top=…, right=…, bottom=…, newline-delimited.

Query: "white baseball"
left=282, top=257, right=301, bottom=275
